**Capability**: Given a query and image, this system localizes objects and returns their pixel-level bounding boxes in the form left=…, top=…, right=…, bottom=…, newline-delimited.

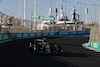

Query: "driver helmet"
left=43, top=38, right=47, bottom=45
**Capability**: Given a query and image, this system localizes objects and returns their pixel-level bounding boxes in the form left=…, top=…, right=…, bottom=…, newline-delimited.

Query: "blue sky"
left=0, top=0, right=99, bottom=24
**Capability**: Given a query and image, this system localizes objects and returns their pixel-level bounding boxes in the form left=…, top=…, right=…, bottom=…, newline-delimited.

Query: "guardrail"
left=0, top=30, right=90, bottom=42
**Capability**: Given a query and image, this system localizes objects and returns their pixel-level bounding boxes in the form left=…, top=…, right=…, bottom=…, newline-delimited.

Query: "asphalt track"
left=0, top=37, right=100, bottom=67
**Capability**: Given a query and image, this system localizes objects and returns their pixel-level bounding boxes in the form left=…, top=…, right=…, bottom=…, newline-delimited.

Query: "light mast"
left=24, top=0, right=26, bottom=27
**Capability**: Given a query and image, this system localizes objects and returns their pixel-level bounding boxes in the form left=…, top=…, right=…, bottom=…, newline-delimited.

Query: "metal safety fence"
left=0, top=11, right=92, bottom=33
left=0, top=23, right=91, bottom=33
left=89, top=25, right=100, bottom=42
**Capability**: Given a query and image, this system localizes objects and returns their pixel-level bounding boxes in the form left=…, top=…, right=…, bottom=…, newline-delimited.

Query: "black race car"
left=29, top=39, right=64, bottom=55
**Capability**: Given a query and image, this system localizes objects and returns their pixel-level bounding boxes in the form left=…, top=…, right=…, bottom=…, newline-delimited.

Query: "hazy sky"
left=0, top=0, right=99, bottom=24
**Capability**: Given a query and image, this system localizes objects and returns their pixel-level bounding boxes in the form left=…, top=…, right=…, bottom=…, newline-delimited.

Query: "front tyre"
left=30, top=42, right=33, bottom=51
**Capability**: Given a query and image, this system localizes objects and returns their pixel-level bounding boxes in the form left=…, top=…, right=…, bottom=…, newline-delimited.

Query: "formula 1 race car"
left=30, top=38, right=64, bottom=55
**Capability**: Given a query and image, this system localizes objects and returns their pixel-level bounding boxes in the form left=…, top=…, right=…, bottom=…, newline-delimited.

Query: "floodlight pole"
left=92, top=4, right=99, bottom=24
left=24, top=0, right=26, bottom=27
left=62, top=0, right=70, bottom=30
left=77, top=2, right=86, bottom=21
left=86, top=11, right=87, bottom=28
left=18, top=0, right=21, bottom=19
left=34, top=0, right=36, bottom=32
left=31, top=12, right=33, bottom=32
left=99, top=0, right=100, bottom=34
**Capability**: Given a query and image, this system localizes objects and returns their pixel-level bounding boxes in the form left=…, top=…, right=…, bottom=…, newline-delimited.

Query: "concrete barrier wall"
left=0, top=30, right=90, bottom=42
left=89, top=25, right=100, bottom=50
left=89, top=25, right=99, bottom=42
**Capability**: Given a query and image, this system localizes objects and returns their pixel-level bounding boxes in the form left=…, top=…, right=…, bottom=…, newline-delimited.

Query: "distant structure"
left=36, top=6, right=84, bottom=31
left=56, top=5, right=83, bottom=24
left=0, top=11, right=28, bottom=33
left=37, top=7, right=55, bottom=31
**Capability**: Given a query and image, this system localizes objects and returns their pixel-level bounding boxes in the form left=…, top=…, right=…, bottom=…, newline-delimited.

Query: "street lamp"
left=50, top=0, right=57, bottom=15
left=62, top=0, right=70, bottom=30
left=34, top=0, right=36, bottom=32
left=77, top=2, right=86, bottom=21
left=24, top=0, right=26, bottom=27
left=31, top=12, right=33, bottom=32
left=8, top=16, right=14, bottom=33
left=17, top=19, right=21, bottom=33
left=12, top=17, right=17, bottom=33
left=25, top=18, right=28, bottom=32
left=92, top=4, right=99, bottom=24
left=50, top=0, right=58, bottom=32
left=62, top=0, right=70, bottom=16
left=22, top=19, right=24, bottom=33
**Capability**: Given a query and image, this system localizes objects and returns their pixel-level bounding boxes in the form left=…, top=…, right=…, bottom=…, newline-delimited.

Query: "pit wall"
left=0, top=30, right=90, bottom=42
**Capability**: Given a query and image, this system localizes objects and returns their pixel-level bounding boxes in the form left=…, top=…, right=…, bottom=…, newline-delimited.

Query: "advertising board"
left=70, top=31, right=77, bottom=35
left=58, top=31, right=69, bottom=36
left=16, top=33, right=22, bottom=38
left=23, top=33, right=29, bottom=38
left=9, top=33, right=16, bottom=39
left=89, top=40, right=93, bottom=47
left=36, top=33, right=42, bottom=37
left=49, top=32, right=57, bottom=36
left=78, top=31, right=86, bottom=35
left=0, top=34, right=3, bottom=41
left=29, top=33, right=35, bottom=37
left=93, top=41, right=99, bottom=49
left=3, top=33, right=9, bottom=40
left=42, top=32, right=48, bottom=36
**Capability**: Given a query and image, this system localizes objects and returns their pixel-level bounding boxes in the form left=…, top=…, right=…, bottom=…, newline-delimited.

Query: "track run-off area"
left=0, top=37, right=100, bottom=67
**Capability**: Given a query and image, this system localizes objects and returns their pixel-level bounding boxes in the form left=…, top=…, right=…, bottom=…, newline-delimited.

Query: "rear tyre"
left=55, top=45, right=62, bottom=55
left=55, top=45, right=61, bottom=51
left=33, top=44, right=40, bottom=54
